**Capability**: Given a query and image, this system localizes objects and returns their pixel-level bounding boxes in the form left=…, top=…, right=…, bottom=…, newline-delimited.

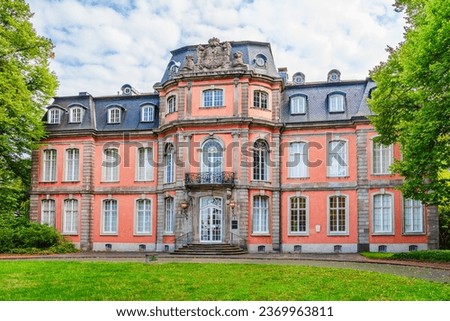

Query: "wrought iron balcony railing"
left=185, top=171, right=235, bottom=186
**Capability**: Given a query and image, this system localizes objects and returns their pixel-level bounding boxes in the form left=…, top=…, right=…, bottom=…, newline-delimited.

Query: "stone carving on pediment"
left=181, top=55, right=195, bottom=71
left=231, top=51, right=246, bottom=68
left=196, top=37, right=231, bottom=70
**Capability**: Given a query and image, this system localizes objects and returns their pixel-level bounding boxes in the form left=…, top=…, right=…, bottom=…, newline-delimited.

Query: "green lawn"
left=0, top=261, right=448, bottom=301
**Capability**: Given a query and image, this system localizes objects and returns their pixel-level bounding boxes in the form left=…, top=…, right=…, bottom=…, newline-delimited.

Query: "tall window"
left=102, top=199, right=118, bottom=234
left=65, top=148, right=79, bottom=181
left=373, top=141, right=392, bottom=174
left=288, top=142, right=308, bottom=178
left=102, top=148, right=119, bottom=181
left=253, top=196, right=269, bottom=233
left=137, top=147, right=153, bottom=181
left=165, top=197, right=174, bottom=233
left=201, top=139, right=223, bottom=183
left=165, top=144, right=175, bottom=183
left=63, top=199, right=78, bottom=234
left=328, top=94, right=345, bottom=112
left=290, top=196, right=307, bottom=234
left=167, top=96, right=176, bottom=113
left=253, top=140, right=269, bottom=181
left=253, top=90, right=268, bottom=109
left=43, top=149, right=57, bottom=181
left=141, top=105, right=154, bottom=122
left=373, top=194, right=393, bottom=233
left=69, top=107, right=83, bottom=123
left=328, top=140, right=347, bottom=177
left=136, top=199, right=151, bottom=234
left=404, top=199, right=423, bottom=233
left=48, top=108, right=60, bottom=124
left=108, top=107, right=121, bottom=124
left=290, top=96, right=306, bottom=114
left=329, top=195, right=347, bottom=234
left=203, top=89, right=223, bottom=107
left=41, top=199, right=56, bottom=227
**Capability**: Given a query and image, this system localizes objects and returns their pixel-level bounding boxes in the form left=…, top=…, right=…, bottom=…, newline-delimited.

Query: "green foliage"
left=0, top=0, right=58, bottom=216
left=0, top=215, right=77, bottom=254
left=392, top=250, right=450, bottom=262
left=438, top=205, right=450, bottom=249
left=369, top=0, right=450, bottom=206
left=0, top=262, right=448, bottom=300
left=360, top=252, right=394, bottom=260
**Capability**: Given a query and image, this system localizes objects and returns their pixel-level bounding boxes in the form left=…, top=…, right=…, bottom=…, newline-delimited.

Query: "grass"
left=0, top=261, right=448, bottom=301
left=361, top=250, right=450, bottom=263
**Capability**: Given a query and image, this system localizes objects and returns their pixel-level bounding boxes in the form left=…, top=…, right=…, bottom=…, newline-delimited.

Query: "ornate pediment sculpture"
left=196, top=37, right=231, bottom=70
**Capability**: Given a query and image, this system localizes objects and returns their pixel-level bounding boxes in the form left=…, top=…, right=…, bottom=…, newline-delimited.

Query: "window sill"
left=326, top=175, right=350, bottom=179
left=101, top=181, right=120, bottom=183
left=40, top=180, right=57, bottom=183
left=372, top=232, right=394, bottom=236
left=134, top=233, right=153, bottom=237
left=135, top=179, right=155, bottom=183
left=287, top=177, right=309, bottom=180
left=62, top=233, right=78, bottom=236
left=251, top=233, right=271, bottom=237
left=402, top=232, right=426, bottom=236
left=288, top=233, right=309, bottom=236
left=100, top=233, right=118, bottom=236
left=328, top=232, right=349, bottom=236
left=250, top=107, right=271, bottom=112
left=165, top=111, right=177, bottom=116
left=62, top=180, right=80, bottom=183
left=199, top=105, right=225, bottom=109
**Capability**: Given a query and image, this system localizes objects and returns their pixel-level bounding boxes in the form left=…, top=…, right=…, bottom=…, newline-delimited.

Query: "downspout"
left=278, top=122, right=286, bottom=252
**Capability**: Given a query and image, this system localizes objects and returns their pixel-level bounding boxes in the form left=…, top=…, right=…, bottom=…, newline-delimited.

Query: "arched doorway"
left=199, top=196, right=223, bottom=242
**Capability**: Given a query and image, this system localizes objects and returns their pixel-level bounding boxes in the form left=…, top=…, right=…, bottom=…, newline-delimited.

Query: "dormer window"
left=290, top=95, right=307, bottom=114
left=292, top=72, right=305, bottom=85
left=48, top=108, right=61, bottom=124
left=328, top=93, right=345, bottom=113
left=327, top=69, right=341, bottom=82
left=254, top=54, right=267, bottom=68
left=141, top=104, right=154, bottom=122
left=253, top=90, right=268, bottom=109
left=108, top=107, right=122, bottom=124
left=69, top=107, right=83, bottom=123
left=167, top=95, right=176, bottom=113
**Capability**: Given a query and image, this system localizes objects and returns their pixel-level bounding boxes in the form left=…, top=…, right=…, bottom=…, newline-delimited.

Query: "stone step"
left=172, top=243, right=247, bottom=256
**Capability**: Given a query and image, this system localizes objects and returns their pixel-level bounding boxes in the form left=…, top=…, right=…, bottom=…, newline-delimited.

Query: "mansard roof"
left=44, top=91, right=159, bottom=133
left=281, top=78, right=375, bottom=124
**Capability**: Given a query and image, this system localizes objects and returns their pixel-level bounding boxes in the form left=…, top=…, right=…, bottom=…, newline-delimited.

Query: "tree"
left=0, top=0, right=58, bottom=216
left=369, top=0, right=450, bottom=206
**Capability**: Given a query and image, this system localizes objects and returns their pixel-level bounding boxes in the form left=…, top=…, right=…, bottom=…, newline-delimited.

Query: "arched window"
left=201, top=139, right=223, bottom=183
left=372, top=139, right=392, bottom=174
left=253, top=196, right=269, bottom=233
left=328, top=140, right=347, bottom=177
left=63, top=199, right=78, bottom=234
left=290, top=196, right=308, bottom=234
left=137, top=147, right=153, bottom=181
left=43, top=149, right=57, bottom=182
left=202, top=89, right=223, bottom=107
left=69, top=106, right=83, bottom=123
left=167, top=95, right=176, bottom=113
left=41, top=199, right=56, bottom=227
left=48, top=108, right=61, bottom=124
left=164, top=197, right=174, bottom=233
left=290, top=95, right=307, bottom=114
left=373, top=194, right=393, bottom=233
left=403, top=199, right=423, bottom=233
left=328, top=93, right=345, bottom=112
left=108, top=107, right=122, bottom=124
left=102, top=148, right=119, bottom=181
left=65, top=148, right=79, bottom=181
left=253, top=90, right=268, bottom=109
left=141, top=105, right=154, bottom=122
left=135, top=199, right=152, bottom=234
left=253, top=140, right=269, bottom=181
left=329, top=195, right=347, bottom=234
left=102, top=199, right=118, bottom=234
left=165, top=143, right=175, bottom=183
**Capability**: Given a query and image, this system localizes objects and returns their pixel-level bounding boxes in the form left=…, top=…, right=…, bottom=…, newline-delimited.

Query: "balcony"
left=185, top=172, right=235, bottom=187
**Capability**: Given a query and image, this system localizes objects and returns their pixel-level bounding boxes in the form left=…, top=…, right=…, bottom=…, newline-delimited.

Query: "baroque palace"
left=30, top=38, right=439, bottom=253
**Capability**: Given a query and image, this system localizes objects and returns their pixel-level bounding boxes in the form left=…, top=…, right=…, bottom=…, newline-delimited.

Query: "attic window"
left=108, top=107, right=122, bottom=124
left=290, top=95, right=307, bottom=114
left=48, top=108, right=61, bottom=124
left=69, top=107, right=83, bottom=123
left=328, top=93, right=345, bottom=113
left=292, top=72, right=305, bottom=85
left=254, top=54, right=267, bottom=68
left=141, top=105, right=154, bottom=122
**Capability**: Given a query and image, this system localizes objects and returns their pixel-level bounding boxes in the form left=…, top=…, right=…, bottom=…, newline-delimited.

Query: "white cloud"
left=27, top=0, right=405, bottom=96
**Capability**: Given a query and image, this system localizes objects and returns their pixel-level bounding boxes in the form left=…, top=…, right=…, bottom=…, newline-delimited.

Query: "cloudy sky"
left=27, top=0, right=405, bottom=97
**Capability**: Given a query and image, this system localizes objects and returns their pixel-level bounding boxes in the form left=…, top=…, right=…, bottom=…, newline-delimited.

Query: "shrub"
left=392, top=250, right=450, bottom=263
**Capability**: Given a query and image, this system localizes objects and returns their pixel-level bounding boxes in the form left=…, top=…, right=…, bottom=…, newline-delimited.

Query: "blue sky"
left=27, top=0, right=405, bottom=96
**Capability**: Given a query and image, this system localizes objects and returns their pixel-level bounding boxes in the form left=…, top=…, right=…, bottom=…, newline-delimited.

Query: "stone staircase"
left=172, top=243, right=247, bottom=256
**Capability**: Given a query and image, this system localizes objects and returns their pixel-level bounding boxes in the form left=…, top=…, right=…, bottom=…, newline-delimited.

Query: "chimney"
left=278, top=67, right=288, bottom=82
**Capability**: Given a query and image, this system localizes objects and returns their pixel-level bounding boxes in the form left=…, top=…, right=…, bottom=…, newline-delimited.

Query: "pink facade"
left=30, top=38, right=438, bottom=253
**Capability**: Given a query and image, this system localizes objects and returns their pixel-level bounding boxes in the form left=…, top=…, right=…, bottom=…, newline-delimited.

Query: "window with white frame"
left=164, top=144, right=175, bottom=183
left=167, top=96, right=176, bottom=113
left=108, top=107, right=121, bottom=124
left=202, top=89, right=223, bottom=107
left=253, top=196, right=269, bottom=233
left=201, top=139, right=223, bottom=183
left=373, top=194, right=393, bottom=233
left=63, top=199, right=78, bottom=234
left=328, top=93, right=345, bottom=112
left=165, top=197, right=174, bottom=233
left=137, top=147, right=153, bottom=181
left=372, top=141, right=392, bottom=174
left=288, top=142, right=308, bottom=178
left=253, top=140, right=269, bottom=181
left=43, top=149, right=57, bottom=181
left=102, top=148, right=119, bottom=181
left=290, top=196, right=307, bottom=234
left=65, top=148, right=79, bottom=181
left=41, top=199, right=56, bottom=227
left=290, top=95, right=306, bottom=114
left=102, top=199, right=118, bottom=234
left=328, top=140, right=347, bottom=177
left=136, top=199, right=151, bottom=234
left=253, top=90, right=268, bottom=109
left=48, top=108, right=61, bottom=124
left=69, top=107, right=83, bottom=123
left=141, top=105, right=154, bottom=122
left=404, top=199, right=424, bottom=233
left=329, top=195, right=347, bottom=233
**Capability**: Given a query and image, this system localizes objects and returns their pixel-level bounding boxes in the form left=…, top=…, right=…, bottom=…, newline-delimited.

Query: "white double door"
left=199, top=196, right=223, bottom=242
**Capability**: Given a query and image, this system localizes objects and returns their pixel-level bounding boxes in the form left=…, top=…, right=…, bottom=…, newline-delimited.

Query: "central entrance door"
left=200, top=196, right=223, bottom=242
